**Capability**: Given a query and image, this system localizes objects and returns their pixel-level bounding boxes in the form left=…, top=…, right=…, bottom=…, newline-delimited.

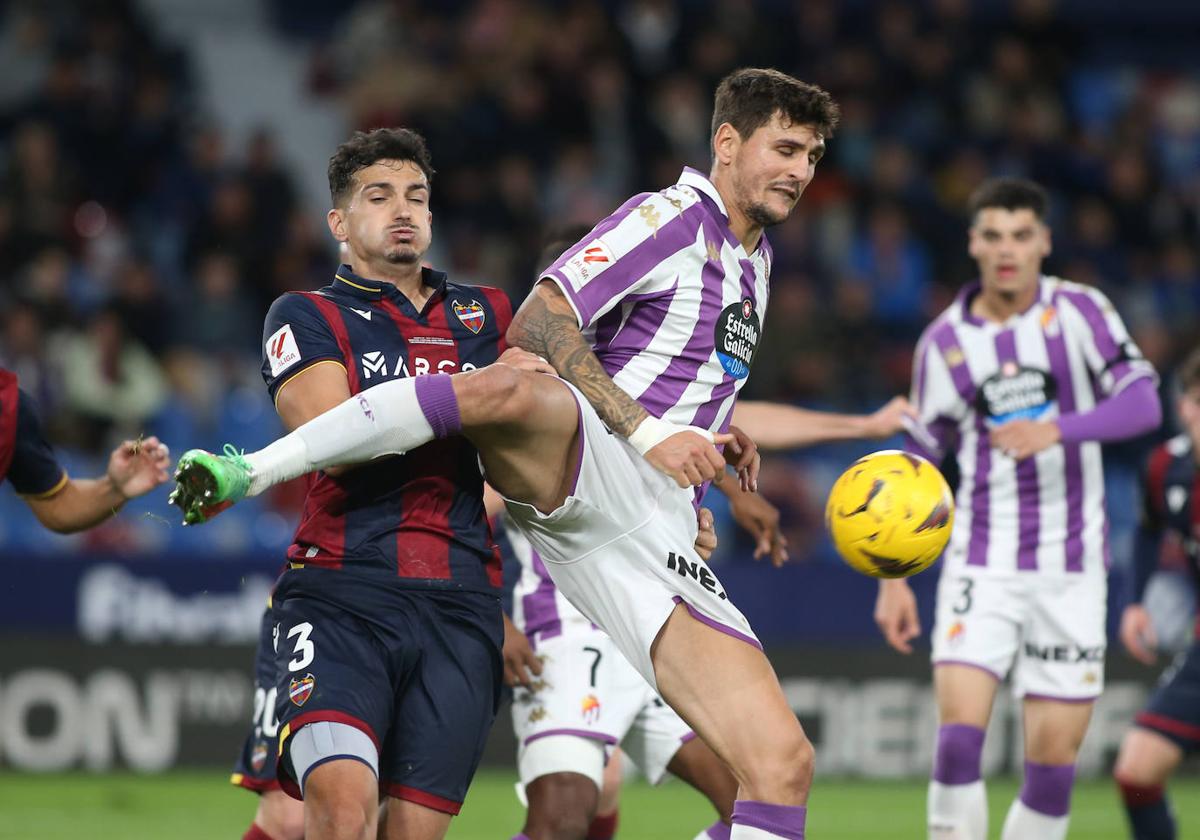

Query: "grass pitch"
left=0, top=769, right=1197, bottom=838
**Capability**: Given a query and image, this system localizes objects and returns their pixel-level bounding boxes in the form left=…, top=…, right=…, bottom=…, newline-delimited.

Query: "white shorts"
left=930, top=569, right=1107, bottom=701
left=511, top=626, right=693, bottom=788
left=500, top=381, right=760, bottom=690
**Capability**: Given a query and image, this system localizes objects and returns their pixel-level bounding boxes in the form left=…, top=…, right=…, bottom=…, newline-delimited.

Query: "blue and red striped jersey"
left=1132, top=435, right=1200, bottom=611
left=0, top=368, right=67, bottom=497
left=260, top=265, right=511, bottom=592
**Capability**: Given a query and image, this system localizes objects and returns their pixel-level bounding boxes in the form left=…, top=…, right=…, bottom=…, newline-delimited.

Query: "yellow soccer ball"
left=825, top=450, right=954, bottom=578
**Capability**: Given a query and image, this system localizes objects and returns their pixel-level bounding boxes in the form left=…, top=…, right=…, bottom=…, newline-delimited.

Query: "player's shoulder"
left=620, top=183, right=705, bottom=231
left=1046, top=276, right=1117, bottom=311
left=916, top=304, right=962, bottom=352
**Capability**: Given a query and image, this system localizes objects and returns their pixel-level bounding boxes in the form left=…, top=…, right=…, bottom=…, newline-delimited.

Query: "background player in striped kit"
left=172, top=67, right=837, bottom=840
left=1112, top=347, right=1200, bottom=840
left=875, top=177, right=1162, bottom=840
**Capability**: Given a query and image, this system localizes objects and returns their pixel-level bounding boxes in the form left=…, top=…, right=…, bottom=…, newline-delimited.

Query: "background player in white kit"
left=875, top=177, right=1162, bottom=840
left=173, top=67, right=837, bottom=839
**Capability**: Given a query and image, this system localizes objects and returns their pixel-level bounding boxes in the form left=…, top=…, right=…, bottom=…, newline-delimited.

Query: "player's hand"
left=107, top=436, right=171, bottom=500
left=497, top=347, right=557, bottom=376
left=1119, top=604, right=1158, bottom=665
left=723, top=477, right=789, bottom=567
left=866, top=396, right=917, bottom=439
left=722, top=425, right=760, bottom=492
left=502, top=612, right=543, bottom=688
left=990, top=419, right=1061, bottom=461
left=694, top=507, right=718, bottom=561
left=875, top=578, right=921, bottom=654
left=645, top=430, right=731, bottom=489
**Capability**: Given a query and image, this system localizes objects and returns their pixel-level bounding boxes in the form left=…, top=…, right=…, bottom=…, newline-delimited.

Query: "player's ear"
left=712, top=122, right=740, bottom=168
left=327, top=207, right=348, bottom=243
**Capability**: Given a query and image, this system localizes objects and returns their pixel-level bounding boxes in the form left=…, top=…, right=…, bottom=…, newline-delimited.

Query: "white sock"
left=928, top=780, right=987, bottom=840
left=243, top=377, right=437, bottom=496
left=1001, top=798, right=1068, bottom=840
left=730, top=827, right=786, bottom=839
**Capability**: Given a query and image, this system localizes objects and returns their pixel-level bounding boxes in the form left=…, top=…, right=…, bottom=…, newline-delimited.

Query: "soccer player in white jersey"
left=874, top=177, right=1162, bottom=840
left=172, top=67, right=837, bottom=840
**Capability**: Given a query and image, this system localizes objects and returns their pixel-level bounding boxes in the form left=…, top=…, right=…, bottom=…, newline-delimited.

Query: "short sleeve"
left=9, top=389, right=67, bottom=497
left=1059, top=285, right=1157, bottom=397
left=904, top=324, right=964, bottom=463
left=540, top=190, right=705, bottom=330
left=261, top=293, right=346, bottom=401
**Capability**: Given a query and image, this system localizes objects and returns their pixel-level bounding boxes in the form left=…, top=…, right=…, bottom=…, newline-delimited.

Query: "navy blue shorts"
left=1136, top=640, right=1200, bottom=752
left=272, top=567, right=503, bottom=814
left=231, top=604, right=282, bottom=792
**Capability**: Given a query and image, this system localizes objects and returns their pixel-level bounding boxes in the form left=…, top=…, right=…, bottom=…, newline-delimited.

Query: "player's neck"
left=971, top=281, right=1038, bottom=324
left=712, top=171, right=763, bottom=253
left=351, top=258, right=429, bottom=305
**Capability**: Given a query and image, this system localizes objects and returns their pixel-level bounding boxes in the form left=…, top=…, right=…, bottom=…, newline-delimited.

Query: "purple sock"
left=414, top=373, right=462, bottom=437
left=1020, top=760, right=1075, bottom=817
left=732, top=800, right=806, bottom=839
left=705, top=820, right=732, bottom=840
left=510, top=835, right=531, bottom=840
left=932, top=723, right=985, bottom=785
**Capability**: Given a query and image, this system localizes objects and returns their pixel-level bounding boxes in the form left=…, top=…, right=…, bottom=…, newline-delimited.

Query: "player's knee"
left=304, top=792, right=373, bottom=840
left=526, top=772, right=597, bottom=840
left=747, top=730, right=814, bottom=799
left=258, top=791, right=305, bottom=840
left=467, top=363, right=534, bottom=424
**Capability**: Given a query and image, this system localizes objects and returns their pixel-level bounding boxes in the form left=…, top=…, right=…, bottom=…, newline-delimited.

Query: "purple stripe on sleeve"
left=931, top=322, right=989, bottom=568
left=521, top=551, right=561, bottom=642
left=563, top=204, right=706, bottom=329
left=637, top=257, right=727, bottom=418
left=1044, top=327, right=1086, bottom=572
left=995, top=329, right=1040, bottom=571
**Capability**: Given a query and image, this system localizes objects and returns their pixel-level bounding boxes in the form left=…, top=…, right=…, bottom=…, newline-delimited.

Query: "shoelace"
left=221, top=443, right=251, bottom=470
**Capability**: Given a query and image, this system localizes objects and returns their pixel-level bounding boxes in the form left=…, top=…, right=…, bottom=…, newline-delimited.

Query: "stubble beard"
left=745, top=200, right=787, bottom=229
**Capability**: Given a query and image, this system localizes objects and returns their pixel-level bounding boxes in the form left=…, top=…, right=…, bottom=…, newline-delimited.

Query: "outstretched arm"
left=732, top=397, right=914, bottom=451
left=508, top=280, right=649, bottom=436
left=509, top=280, right=735, bottom=489
left=25, top=437, right=171, bottom=533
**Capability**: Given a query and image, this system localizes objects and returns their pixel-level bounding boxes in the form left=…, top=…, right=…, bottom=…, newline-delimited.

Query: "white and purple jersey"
left=907, top=276, right=1157, bottom=577
left=542, top=167, right=771, bottom=438
left=507, top=516, right=591, bottom=646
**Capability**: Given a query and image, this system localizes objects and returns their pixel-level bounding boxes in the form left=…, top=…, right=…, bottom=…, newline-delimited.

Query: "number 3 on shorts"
left=951, top=578, right=973, bottom=615
left=287, top=622, right=315, bottom=671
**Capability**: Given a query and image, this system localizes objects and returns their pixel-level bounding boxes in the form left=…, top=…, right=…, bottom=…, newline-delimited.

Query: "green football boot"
left=168, top=444, right=253, bottom=525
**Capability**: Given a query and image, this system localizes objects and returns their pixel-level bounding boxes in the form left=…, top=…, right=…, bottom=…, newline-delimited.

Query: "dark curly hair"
left=968, top=177, right=1049, bottom=222
left=711, top=68, right=839, bottom=147
left=328, top=128, right=435, bottom=207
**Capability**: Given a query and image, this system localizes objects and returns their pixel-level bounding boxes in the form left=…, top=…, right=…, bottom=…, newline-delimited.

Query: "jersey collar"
left=333, top=264, right=450, bottom=306
left=957, top=276, right=1046, bottom=328
left=677, top=166, right=771, bottom=262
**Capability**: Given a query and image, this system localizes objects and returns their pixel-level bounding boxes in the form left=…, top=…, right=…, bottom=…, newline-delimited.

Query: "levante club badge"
left=453, top=300, right=486, bottom=334
left=289, top=674, right=315, bottom=707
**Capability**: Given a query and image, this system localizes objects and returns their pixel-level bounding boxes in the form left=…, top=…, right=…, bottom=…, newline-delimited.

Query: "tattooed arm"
left=508, top=280, right=731, bottom=489
left=507, top=281, right=648, bottom=436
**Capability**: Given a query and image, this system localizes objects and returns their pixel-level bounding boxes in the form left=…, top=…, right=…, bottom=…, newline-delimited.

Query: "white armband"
left=626, top=414, right=714, bottom=456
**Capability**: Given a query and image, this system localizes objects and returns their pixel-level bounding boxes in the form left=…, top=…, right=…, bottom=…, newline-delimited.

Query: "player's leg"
left=649, top=605, right=814, bottom=838
left=247, top=790, right=305, bottom=840
left=171, top=365, right=581, bottom=524
left=999, top=698, right=1092, bottom=840
left=588, top=748, right=622, bottom=840
left=927, top=664, right=999, bottom=840
left=1113, top=728, right=1182, bottom=839
left=379, top=590, right=504, bottom=840
left=520, top=768, right=602, bottom=840
left=303, top=760, right=379, bottom=840
left=668, top=739, right=738, bottom=839
left=1112, top=642, right=1200, bottom=839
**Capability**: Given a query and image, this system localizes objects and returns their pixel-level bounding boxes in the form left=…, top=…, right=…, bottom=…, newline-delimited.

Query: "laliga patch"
left=580, top=693, right=601, bottom=723
left=266, top=324, right=302, bottom=377
left=558, top=239, right=615, bottom=289
left=976, top=362, right=1057, bottom=427
left=452, top=299, right=486, bottom=334
left=289, top=673, right=315, bottom=707
left=714, top=298, right=760, bottom=379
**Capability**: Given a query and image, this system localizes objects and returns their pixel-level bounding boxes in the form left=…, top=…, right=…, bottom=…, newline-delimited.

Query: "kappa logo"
left=350, top=307, right=372, bottom=321
left=528, top=707, right=548, bottom=724
left=452, top=299, right=486, bottom=334
left=1168, top=486, right=1187, bottom=513
left=265, top=324, right=302, bottom=377
left=289, top=673, right=315, bottom=707
left=581, top=694, right=601, bottom=723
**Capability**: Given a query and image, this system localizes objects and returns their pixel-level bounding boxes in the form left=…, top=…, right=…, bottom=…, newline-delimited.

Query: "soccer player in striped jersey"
left=0, top=367, right=170, bottom=530
left=874, top=177, right=1162, bottom=840
left=1113, top=347, right=1200, bottom=840
left=172, top=68, right=836, bottom=839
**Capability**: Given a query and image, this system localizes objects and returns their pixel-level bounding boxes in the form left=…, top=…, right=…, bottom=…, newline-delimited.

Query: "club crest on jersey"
left=251, top=740, right=269, bottom=772
left=289, top=674, right=315, bottom=707
left=714, top=298, right=760, bottom=379
left=452, top=299, right=486, bottom=334
left=947, top=621, right=966, bottom=648
left=581, top=694, right=601, bottom=723
left=1040, top=305, right=1060, bottom=337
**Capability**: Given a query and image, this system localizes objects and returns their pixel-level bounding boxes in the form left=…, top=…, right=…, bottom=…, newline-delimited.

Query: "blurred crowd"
left=0, top=0, right=1197, bottom=558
